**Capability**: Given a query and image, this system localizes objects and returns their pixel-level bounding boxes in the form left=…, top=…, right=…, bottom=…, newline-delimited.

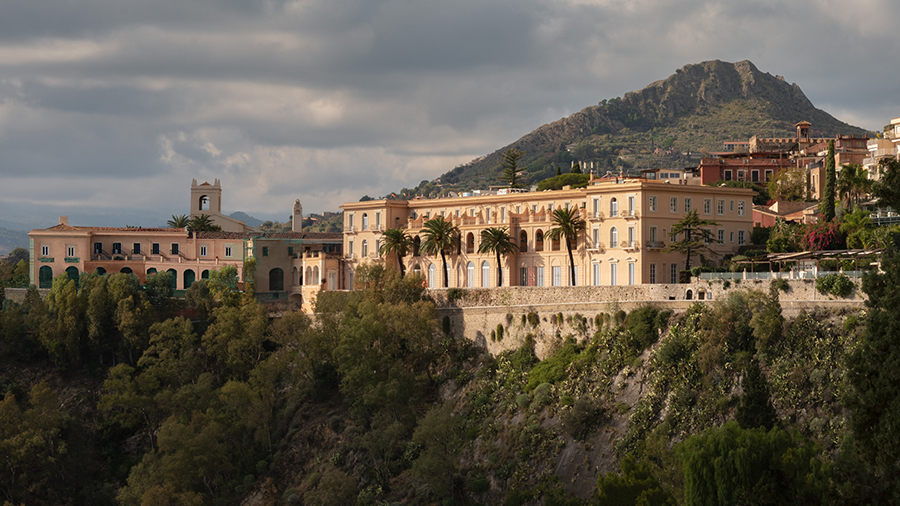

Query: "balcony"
left=620, top=241, right=639, bottom=251
left=588, top=211, right=605, bottom=221
left=646, top=241, right=666, bottom=250
left=586, top=241, right=605, bottom=252
left=620, top=209, right=639, bottom=220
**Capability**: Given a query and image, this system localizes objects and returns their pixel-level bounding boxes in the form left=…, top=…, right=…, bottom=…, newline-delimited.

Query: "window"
left=501, top=208, right=506, bottom=222
left=548, top=204, right=554, bottom=212
left=704, top=229, right=711, bottom=244
left=67, top=246, right=75, bottom=257
left=649, top=264, right=656, bottom=284
left=627, top=227, right=635, bottom=247
left=224, top=245, right=232, bottom=257
left=375, top=212, right=381, bottom=229
left=552, top=266, right=561, bottom=286
left=481, top=261, right=490, bottom=287
left=349, top=240, right=354, bottom=256
left=724, top=170, right=732, bottom=181
left=428, top=264, right=435, bottom=289
left=41, top=245, right=49, bottom=256
left=375, top=240, right=381, bottom=255
left=730, top=232, right=734, bottom=243
left=593, top=263, right=600, bottom=286
left=718, top=229, right=725, bottom=243
left=516, top=206, right=520, bottom=214
left=152, top=243, right=160, bottom=255
left=200, top=245, right=207, bottom=256
left=628, top=196, right=635, bottom=215
left=467, top=262, right=475, bottom=288
left=729, top=200, right=735, bottom=212
left=703, top=198, right=712, bottom=214
left=171, top=243, right=179, bottom=255
left=565, top=202, right=571, bottom=210
left=362, top=213, right=368, bottom=230
left=610, top=227, right=618, bottom=248
left=520, top=266, right=528, bottom=286
left=94, top=242, right=102, bottom=254
left=649, top=226, right=657, bottom=243
left=717, top=199, right=725, bottom=215
left=610, top=263, right=617, bottom=285
left=132, top=243, right=140, bottom=255
left=262, top=246, right=269, bottom=256
left=670, top=197, right=678, bottom=213
left=649, top=196, right=657, bottom=212
left=288, top=246, right=294, bottom=256
left=593, top=198, right=600, bottom=217
left=112, top=242, right=122, bottom=254
left=684, top=198, right=692, bottom=213
left=752, top=170, right=759, bottom=182
left=486, top=208, right=491, bottom=223
left=738, top=230, right=746, bottom=245
left=348, top=214, right=354, bottom=229
left=671, top=264, right=678, bottom=283
left=628, top=263, right=635, bottom=285
left=592, top=228, right=600, bottom=249
left=362, top=240, right=368, bottom=257
left=535, top=266, right=544, bottom=287
left=610, top=198, right=618, bottom=216
left=737, top=201, right=745, bottom=216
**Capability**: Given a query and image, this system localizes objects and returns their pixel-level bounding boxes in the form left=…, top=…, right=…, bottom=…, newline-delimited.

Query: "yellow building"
left=341, top=177, right=755, bottom=289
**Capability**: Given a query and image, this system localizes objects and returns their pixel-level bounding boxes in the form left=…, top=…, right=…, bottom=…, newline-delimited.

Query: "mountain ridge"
left=412, top=60, right=870, bottom=197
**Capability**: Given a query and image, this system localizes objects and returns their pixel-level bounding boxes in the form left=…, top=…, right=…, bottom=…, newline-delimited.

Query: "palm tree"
left=187, top=214, right=219, bottom=233
left=379, top=228, right=412, bottom=276
left=167, top=214, right=190, bottom=228
left=420, top=216, right=459, bottom=288
left=478, top=227, right=518, bottom=287
left=547, top=207, right=586, bottom=286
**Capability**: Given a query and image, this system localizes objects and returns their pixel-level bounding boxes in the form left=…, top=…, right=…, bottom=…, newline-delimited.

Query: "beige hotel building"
left=341, top=174, right=755, bottom=289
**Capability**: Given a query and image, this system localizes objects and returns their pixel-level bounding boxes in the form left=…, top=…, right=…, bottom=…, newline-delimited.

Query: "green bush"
left=772, top=277, right=790, bottom=293
left=562, top=397, right=604, bottom=440
left=532, top=382, right=554, bottom=407
left=527, top=312, right=540, bottom=327
left=526, top=339, right=580, bottom=391
left=816, top=273, right=853, bottom=298
left=496, top=323, right=504, bottom=341
left=447, top=287, right=464, bottom=301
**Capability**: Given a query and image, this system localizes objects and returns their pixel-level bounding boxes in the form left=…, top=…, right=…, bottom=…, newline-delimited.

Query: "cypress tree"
left=820, top=140, right=836, bottom=222
left=736, top=360, right=777, bottom=430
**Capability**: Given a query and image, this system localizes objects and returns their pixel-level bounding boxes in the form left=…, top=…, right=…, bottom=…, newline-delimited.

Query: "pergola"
left=734, top=248, right=883, bottom=276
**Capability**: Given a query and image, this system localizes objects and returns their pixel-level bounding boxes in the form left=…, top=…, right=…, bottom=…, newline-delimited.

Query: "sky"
left=1, top=0, right=898, bottom=231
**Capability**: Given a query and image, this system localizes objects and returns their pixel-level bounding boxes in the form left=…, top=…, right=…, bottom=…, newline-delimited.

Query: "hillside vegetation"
left=405, top=60, right=870, bottom=198
left=2, top=245, right=900, bottom=504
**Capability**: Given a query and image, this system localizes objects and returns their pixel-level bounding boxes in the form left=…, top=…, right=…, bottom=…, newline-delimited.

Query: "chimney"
left=59, top=216, right=68, bottom=226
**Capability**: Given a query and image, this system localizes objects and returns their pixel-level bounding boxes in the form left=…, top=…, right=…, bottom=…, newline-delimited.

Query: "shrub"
left=447, top=287, right=464, bottom=301
left=772, top=277, right=790, bottom=293
left=526, top=339, right=580, bottom=391
left=532, top=383, right=553, bottom=407
left=562, top=397, right=604, bottom=440
left=527, top=312, right=540, bottom=327
left=496, top=323, right=504, bottom=341
left=816, top=273, right=853, bottom=298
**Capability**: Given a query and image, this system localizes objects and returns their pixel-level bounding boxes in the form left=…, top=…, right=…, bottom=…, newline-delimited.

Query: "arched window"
left=147, top=268, right=158, bottom=276
left=362, top=239, right=368, bottom=257
left=610, top=227, right=618, bottom=248
left=292, top=267, right=299, bottom=286
left=413, top=236, right=421, bottom=256
left=269, top=268, right=284, bottom=291
left=121, top=267, right=133, bottom=274
left=466, top=233, right=475, bottom=254
left=65, top=267, right=79, bottom=282
left=610, top=197, right=618, bottom=217
left=166, top=269, right=177, bottom=290
left=481, top=261, right=490, bottom=288
left=457, top=265, right=464, bottom=287
left=592, top=262, right=601, bottom=286
left=467, top=262, right=475, bottom=288
left=183, top=269, right=195, bottom=289
left=201, top=270, right=210, bottom=279
left=520, top=230, right=528, bottom=253
left=428, top=264, right=436, bottom=289
left=305, top=266, right=313, bottom=285
left=199, top=195, right=209, bottom=211
left=362, top=213, right=369, bottom=230
left=312, top=266, right=319, bottom=284
left=535, top=230, right=544, bottom=251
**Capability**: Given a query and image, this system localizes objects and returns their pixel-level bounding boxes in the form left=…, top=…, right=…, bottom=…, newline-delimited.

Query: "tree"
left=501, top=148, right=525, bottom=188
left=379, top=228, right=412, bottom=277
left=420, top=216, right=459, bottom=288
left=846, top=234, right=900, bottom=494
left=477, top=227, right=518, bottom=287
left=837, top=163, right=871, bottom=208
left=663, top=210, right=721, bottom=271
left=872, top=157, right=900, bottom=212
left=187, top=214, right=221, bottom=233
left=735, top=360, right=777, bottom=430
left=767, top=167, right=806, bottom=202
left=819, top=140, right=836, bottom=222
left=570, top=161, right=582, bottom=174
left=167, top=214, right=190, bottom=228
left=547, top=207, right=586, bottom=286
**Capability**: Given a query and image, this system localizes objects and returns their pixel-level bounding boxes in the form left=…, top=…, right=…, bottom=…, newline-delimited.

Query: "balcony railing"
left=620, top=210, right=639, bottom=219
left=646, top=241, right=666, bottom=249
left=620, top=241, right=639, bottom=251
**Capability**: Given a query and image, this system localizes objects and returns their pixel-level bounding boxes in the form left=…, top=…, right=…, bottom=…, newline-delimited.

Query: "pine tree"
left=500, top=149, right=525, bottom=188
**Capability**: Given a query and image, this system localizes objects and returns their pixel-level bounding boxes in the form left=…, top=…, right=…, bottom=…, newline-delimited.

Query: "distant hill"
left=229, top=212, right=263, bottom=228
left=0, top=228, right=29, bottom=256
left=409, top=60, right=870, bottom=197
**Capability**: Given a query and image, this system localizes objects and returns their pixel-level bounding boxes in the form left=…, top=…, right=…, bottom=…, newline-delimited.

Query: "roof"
left=196, top=231, right=341, bottom=241
left=32, top=224, right=180, bottom=233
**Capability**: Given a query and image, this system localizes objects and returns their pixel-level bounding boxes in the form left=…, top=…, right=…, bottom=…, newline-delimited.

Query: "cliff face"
left=434, top=60, right=868, bottom=192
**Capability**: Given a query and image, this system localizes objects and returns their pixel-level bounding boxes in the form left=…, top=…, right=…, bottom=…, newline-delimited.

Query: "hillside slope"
left=418, top=60, right=869, bottom=196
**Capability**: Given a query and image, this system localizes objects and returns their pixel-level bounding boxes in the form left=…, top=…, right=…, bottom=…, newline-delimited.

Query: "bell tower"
left=190, top=178, right=223, bottom=217
left=292, top=200, right=303, bottom=233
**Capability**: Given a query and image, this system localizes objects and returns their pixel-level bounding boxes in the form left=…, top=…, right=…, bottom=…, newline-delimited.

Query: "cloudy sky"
left=1, top=0, right=898, bottom=230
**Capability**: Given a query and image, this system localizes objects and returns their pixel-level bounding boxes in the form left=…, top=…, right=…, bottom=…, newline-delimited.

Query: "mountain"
left=229, top=211, right=263, bottom=228
left=0, top=228, right=29, bottom=256
left=420, top=60, right=870, bottom=195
